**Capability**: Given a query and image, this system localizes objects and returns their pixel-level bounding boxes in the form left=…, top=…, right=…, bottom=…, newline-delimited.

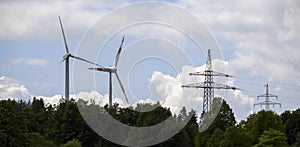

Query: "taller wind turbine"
left=58, top=16, right=102, bottom=100
left=88, top=37, right=129, bottom=107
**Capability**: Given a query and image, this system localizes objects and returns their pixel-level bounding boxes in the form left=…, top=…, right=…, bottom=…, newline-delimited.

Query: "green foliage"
left=295, top=131, right=300, bottom=146
left=136, top=103, right=171, bottom=127
left=0, top=97, right=299, bottom=147
left=281, top=109, right=300, bottom=145
left=195, top=97, right=236, bottom=147
left=220, top=125, right=252, bottom=147
left=156, top=108, right=198, bottom=147
left=62, top=139, right=82, bottom=147
left=203, top=97, right=236, bottom=132
left=0, top=99, right=29, bottom=146
left=54, top=99, right=101, bottom=146
left=26, top=132, right=55, bottom=147
left=241, top=110, right=284, bottom=144
left=31, top=97, right=45, bottom=111
left=254, top=129, right=288, bottom=147
left=207, top=128, right=224, bottom=147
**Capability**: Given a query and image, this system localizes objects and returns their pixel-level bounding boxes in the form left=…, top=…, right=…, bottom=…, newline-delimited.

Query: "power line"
left=210, top=50, right=300, bottom=91
left=220, top=50, right=300, bottom=64
left=234, top=76, right=300, bottom=92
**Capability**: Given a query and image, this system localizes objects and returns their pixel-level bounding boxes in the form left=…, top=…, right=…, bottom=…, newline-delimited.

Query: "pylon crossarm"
left=275, top=102, right=282, bottom=107
left=182, top=82, right=240, bottom=90
left=257, top=95, right=278, bottom=99
left=269, top=94, right=278, bottom=97
left=189, top=70, right=234, bottom=77
left=181, top=83, right=202, bottom=88
left=254, top=102, right=281, bottom=107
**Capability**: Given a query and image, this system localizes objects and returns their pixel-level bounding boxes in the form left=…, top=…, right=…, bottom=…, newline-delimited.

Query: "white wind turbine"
left=88, top=37, right=129, bottom=107
left=58, top=16, right=102, bottom=100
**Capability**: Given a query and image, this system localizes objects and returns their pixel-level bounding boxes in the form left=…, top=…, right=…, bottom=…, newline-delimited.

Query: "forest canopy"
left=0, top=97, right=299, bottom=147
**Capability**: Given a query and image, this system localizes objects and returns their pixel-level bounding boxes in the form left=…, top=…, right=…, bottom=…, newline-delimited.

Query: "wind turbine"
left=88, top=37, right=129, bottom=107
left=58, top=16, right=102, bottom=100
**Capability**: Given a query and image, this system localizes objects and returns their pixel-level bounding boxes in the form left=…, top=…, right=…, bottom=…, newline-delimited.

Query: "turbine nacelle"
left=110, top=67, right=117, bottom=73
left=63, top=53, right=71, bottom=59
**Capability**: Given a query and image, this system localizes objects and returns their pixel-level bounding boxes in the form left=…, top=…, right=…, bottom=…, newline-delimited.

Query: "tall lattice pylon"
left=182, top=49, right=240, bottom=118
left=254, top=83, right=281, bottom=110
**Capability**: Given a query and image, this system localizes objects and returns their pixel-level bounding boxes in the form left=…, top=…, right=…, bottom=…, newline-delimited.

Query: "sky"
left=0, top=0, right=300, bottom=121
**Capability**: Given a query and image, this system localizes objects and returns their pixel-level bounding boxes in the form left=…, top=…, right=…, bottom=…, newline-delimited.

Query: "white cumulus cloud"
left=0, top=76, right=31, bottom=101
left=0, top=75, right=126, bottom=106
left=149, top=59, right=255, bottom=120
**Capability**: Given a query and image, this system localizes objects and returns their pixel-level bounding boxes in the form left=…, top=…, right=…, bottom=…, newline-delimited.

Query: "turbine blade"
left=115, top=72, right=129, bottom=104
left=42, top=58, right=66, bottom=80
left=70, top=55, right=103, bottom=67
left=88, top=67, right=110, bottom=72
left=58, top=16, right=69, bottom=53
left=88, top=67, right=103, bottom=71
left=114, top=36, right=125, bottom=67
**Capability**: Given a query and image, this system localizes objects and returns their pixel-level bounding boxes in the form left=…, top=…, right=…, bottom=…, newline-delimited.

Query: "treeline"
left=0, top=97, right=299, bottom=147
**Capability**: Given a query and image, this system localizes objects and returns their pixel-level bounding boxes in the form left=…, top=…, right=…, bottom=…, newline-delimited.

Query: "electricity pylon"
left=182, top=49, right=240, bottom=118
left=254, top=83, right=281, bottom=110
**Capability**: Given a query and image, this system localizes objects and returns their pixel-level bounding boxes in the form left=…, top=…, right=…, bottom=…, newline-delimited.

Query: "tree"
left=177, top=106, right=187, bottom=122
left=255, top=129, right=288, bottom=147
left=280, top=110, right=291, bottom=124
left=156, top=108, right=198, bottom=147
left=177, top=109, right=198, bottom=147
left=195, top=97, right=236, bottom=147
left=31, top=97, right=45, bottom=111
left=220, top=125, right=252, bottom=147
left=136, top=103, right=171, bottom=127
left=207, top=128, right=224, bottom=147
left=26, top=132, right=55, bottom=147
left=62, top=139, right=82, bottom=147
left=2, top=96, right=299, bottom=147
left=295, top=132, right=300, bottom=146
left=281, top=109, right=300, bottom=145
left=54, top=99, right=101, bottom=146
left=205, top=97, right=236, bottom=131
left=0, top=99, right=29, bottom=146
left=241, top=110, right=284, bottom=144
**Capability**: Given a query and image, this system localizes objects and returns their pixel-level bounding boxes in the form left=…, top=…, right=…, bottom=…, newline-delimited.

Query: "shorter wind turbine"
left=88, top=37, right=129, bottom=107
left=58, top=16, right=102, bottom=100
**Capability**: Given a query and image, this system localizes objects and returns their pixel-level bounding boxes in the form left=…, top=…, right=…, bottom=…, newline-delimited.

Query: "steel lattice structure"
left=182, top=49, right=240, bottom=118
left=254, top=84, right=281, bottom=110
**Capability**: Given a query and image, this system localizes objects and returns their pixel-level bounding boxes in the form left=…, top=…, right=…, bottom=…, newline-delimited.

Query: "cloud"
left=35, top=90, right=129, bottom=107
left=0, top=75, right=125, bottom=106
left=0, top=0, right=128, bottom=39
left=176, top=0, right=300, bottom=81
left=175, top=0, right=300, bottom=112
left=75, top=91, right=126, bottom=106
left=0, top=0, right=230, bottom=46
left=11, top=58, right=48, bottom=66
left=0, top=76, right=31, bottom=101
left=149, top=60, right=255, bottom=120
left=150, top=70, right=200, bottom=114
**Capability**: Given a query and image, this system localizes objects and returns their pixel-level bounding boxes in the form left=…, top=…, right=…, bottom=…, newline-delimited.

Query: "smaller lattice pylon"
left=254, top=83, right=281, bottom=110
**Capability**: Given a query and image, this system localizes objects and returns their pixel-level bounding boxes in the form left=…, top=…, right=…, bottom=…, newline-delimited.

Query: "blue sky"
left=1, top=0, right=300, bottom=120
